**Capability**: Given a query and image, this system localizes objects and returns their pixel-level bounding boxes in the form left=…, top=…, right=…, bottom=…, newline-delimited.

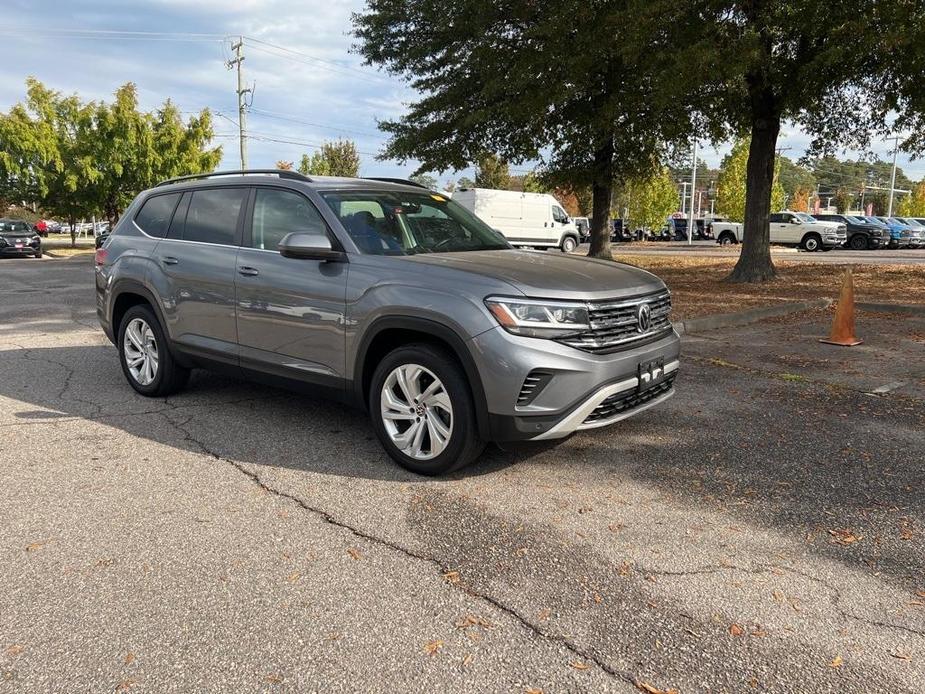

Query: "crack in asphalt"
left=159, top=408, right=642, bottom=690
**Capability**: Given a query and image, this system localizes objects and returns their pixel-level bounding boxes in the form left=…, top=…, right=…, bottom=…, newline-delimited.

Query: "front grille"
left=583, top=373, right=676, bottom=425
left=558, top=290, right=672, bottom=353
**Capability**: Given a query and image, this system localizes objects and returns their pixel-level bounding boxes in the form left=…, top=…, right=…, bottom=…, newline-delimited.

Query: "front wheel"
left=561, top=236, right=578, bottom=253
left=370, top=344, right=485, bottom=475
left=849, top=234, right=868, bottom=250
left=802, top=234, right=822, bottom=252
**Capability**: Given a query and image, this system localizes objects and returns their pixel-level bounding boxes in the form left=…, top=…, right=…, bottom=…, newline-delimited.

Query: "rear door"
left=153, top=186, right=247, bottom=366
left=234, top=186, right=348, bottom=388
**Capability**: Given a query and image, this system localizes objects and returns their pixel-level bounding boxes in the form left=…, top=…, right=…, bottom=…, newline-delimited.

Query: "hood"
left=0, top=230, right=37, bottom=240
left=400, top=249, right=666, bottom=300
left=814, top=220, right=844, bottom=230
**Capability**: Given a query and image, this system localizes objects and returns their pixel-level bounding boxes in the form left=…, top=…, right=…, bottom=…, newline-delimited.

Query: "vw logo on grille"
left=636, top=303, right=652, bottom=333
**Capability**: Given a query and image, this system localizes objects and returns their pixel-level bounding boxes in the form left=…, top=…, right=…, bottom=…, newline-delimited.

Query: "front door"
left=235, top=186, right=347, bottom=389
left=154, top=186, right=247, bottom=365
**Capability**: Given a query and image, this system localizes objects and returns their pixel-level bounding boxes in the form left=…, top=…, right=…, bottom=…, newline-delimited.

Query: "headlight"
left=484, top=297, right=590, bottom=338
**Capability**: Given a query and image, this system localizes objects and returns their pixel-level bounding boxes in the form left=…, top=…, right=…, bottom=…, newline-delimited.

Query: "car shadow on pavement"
left=0, top=344, right=520, bottom=483
left=2, top=344, right=921, bottom=596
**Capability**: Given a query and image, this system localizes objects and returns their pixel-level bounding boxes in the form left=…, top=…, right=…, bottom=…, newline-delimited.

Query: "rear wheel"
left=117, top=304, right=189, bottom=397
left=802, top=233, right=822, bottom=252
left=718, top=233, right=735, bottom=246
left=370, top=344, right=484, bottom=475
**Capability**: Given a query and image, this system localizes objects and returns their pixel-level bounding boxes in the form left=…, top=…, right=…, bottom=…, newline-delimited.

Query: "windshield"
left=321, top=190, right=510, bottom=255
left=901, top=218, right=924, bottom=228
left=795, top=212, right=817, bottom=222
left=845, top=216, right=865, bottom=224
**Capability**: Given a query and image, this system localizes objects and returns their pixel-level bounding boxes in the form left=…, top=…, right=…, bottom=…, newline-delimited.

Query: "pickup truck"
left=712, top=211, right=847, bottom=251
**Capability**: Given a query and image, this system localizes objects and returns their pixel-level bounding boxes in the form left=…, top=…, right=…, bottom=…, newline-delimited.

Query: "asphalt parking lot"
left=1, top=256, right=923, bottom=693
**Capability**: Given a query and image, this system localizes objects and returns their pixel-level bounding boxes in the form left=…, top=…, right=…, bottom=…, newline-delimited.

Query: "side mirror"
left=278, top=231, right=345, bottom=261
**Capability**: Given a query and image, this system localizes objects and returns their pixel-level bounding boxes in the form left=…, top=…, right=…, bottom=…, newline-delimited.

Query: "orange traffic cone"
left=819, top=268, right=863, bottom=346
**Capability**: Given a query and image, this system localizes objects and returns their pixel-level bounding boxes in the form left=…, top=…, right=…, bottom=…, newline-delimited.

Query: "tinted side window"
left=134, top=193, right=181, bottom=238
left=552, top=206, right=569, bottom=223
left=251, top=188, right=328, bottom=251
left=183, top=188, right=247, bottom=245
left=769, top=214, right=783, bottom=223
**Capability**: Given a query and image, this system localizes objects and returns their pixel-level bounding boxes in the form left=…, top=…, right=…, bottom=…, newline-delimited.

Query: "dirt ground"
left=617, top=254, right=925, bottom=319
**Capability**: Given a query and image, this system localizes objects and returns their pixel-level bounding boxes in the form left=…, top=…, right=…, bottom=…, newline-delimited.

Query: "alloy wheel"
left=380, top=363, right=453, bottom=460
left=123, top=317, right=159, bottom=386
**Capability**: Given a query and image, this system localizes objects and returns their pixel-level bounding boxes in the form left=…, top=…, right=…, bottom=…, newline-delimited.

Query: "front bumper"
left=0, top=244, right=41, bottom=257
left=473, top=325, right=681, bottom=441
left=822, top=235, right=846, bottom=248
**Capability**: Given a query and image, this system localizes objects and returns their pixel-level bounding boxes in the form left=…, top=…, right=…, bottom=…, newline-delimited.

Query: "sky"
left=2, top=0, right=924, bottom=187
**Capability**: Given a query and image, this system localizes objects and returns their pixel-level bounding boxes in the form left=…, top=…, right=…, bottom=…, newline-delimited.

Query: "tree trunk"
left=726, top=115, right=781, bottom=283
left=588, top=138, right=615, bottom=260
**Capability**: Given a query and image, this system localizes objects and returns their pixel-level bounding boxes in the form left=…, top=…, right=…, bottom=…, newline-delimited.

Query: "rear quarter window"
left=134, top=193, right=181, bottom=238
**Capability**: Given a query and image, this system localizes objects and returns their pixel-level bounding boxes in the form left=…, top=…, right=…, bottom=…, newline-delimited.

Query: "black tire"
left=561, top=236, right=578, bottom=253
left=369, top=343, right=485, bottom=475
left=34, top=251, right=42, bottom=258
left=802, top=233, right=822, bottom=252
left=718, top=233, right=735, bottom=246
left=117, top=304, right=189, bottom=397
left=848, top=234, right=868, bottom=250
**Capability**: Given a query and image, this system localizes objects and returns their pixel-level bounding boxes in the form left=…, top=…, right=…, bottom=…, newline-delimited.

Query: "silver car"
left=96, top=170, right=680, bottom=474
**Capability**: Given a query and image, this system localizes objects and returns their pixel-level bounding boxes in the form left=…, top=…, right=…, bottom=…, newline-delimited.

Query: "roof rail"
left=362, top=177, right=430, bottom=189
left=155, top=169, right=312, bottom=188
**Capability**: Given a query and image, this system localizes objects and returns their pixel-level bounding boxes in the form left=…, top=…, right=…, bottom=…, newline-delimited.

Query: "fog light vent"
left=517, top=370, right=553, bottom=406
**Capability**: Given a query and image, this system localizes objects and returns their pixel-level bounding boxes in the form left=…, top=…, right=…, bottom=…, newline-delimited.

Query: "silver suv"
left=96, top=171, right=680, bottom=474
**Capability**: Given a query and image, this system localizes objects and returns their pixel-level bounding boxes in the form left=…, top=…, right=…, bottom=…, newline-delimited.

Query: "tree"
left=276, top=160, right=293, bottom=170
left=832, top=189, right=853, bottom=214
left=0, top=79, right=220, bottom=244
left=898, top=180, right=925, bottom=217
left=298, top=140, right=361, bottom=177
left=619, top=167, right=679, bottom=231
left=475, top=153, right=510, bottom=189
left=777, top=157, right=816, bottom=202
left=354, top=1, right=690, bottom=262
left=628, top=0, right=925, bottom=281
left=457, top=176, right=475, bottom=190
left=409, top=173, right=437, bottom=189
left=716, top=138, right=785, bottom=223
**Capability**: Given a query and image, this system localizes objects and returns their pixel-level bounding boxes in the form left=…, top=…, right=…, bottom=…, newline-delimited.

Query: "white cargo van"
left=453, top=188, right=581, bottom=252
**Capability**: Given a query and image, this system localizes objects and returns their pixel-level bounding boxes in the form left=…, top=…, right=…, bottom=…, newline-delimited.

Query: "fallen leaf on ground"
left=443, top=570, right=460, bottom=584
left=890, top=651, right=911, bottom=660
left=455, top=614, right=492, bottom=629
left=537, top=608, right=551, bottom=620
left=828, top=529, right=862, bottom=546
left=830, top=655, right=843, bottom=668
left=729, top=623, right=745, bottom=637
left=5, top=645, right=24, bottom=657
left=346, top=548, right=363, bottom=560
left=25, top=542, right=44, bottom=552
left=916, top=590, right=925, bottom=598
left=772, top=589, right=785, bottom=603
left=123, top=652, right=135, bottom=665
left=116, top=678, right=138, bottom=691
left=423, top=640, right=443, bottom=655
left=462, top=653, right=474, bottom=667
left=569, top=661, right=590, bottom=670
left=526, top=689, right=543, bottom=694
left=286, top=572, right=300, bottom=584
left=265, top=673, right=283, bottom=684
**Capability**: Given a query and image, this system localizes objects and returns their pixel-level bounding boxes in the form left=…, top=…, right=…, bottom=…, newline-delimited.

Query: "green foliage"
left=456, top=176, right=475, bottom=190
left=619, top=167, right=679, bottom=230
left=409, top=173, right=437, bottom=190
left=776, top=158, right=816, bottom=200
left=520, top=171, right=545, bottom=193
left=716, top=138, right=785, bottom=222
left=475, top=153, right=510, bottom=189
left=0, top=78, right=220, bottom=232
left=832, top=189, right=853, bottom=214
left=897, top=181, right=925, bottom=217
left=298, top=140, right=360, bottom=177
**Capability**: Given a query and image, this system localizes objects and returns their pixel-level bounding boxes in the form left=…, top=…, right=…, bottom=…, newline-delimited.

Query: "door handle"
left=238, top=266, right=259, bottom=276
left=161, top=256, right=179, bottom=265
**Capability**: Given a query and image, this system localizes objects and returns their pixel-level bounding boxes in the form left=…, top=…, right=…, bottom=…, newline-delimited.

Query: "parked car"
left=95, top=230, right=111, bottom=248
left=96, top=170, right=680, bottom=475
left=814, top=214, right=887, bottom=250
left=873, top=217, right=914, bottom=248
left=0, top=219, right=42, bottom=258
left=712, top=211, right=846, bottom=251
left=611, top=218, right=634, bottom=242
left=453, top=187, right=581, bottom=252
left=33, top=219, right=62, bottom=236
left=895, top=218, right=925, bottom=248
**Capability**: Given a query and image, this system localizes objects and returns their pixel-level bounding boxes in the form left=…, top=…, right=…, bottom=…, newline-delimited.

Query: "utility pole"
left=886, top=135, right=900, bottom=217
left=227, top=37, right=251, bottom=170
left=687, top=139, right=698, bottom=245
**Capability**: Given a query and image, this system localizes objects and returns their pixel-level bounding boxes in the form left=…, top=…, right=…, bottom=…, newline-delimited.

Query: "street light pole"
left=687, top=139, right=698, bottom=245
left=887, top=136, right=900, bottom=217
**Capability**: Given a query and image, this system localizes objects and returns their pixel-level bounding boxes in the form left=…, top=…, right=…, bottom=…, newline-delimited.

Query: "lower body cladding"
left=471, top=326, right=681, bottom=442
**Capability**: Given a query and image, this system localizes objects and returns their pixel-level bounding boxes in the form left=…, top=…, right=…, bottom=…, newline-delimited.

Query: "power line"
left=0, top=28, right=227, bottom=42
left=247, top=108, right=386, bottom=139
left=243, top=36, right=388, bottom=82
